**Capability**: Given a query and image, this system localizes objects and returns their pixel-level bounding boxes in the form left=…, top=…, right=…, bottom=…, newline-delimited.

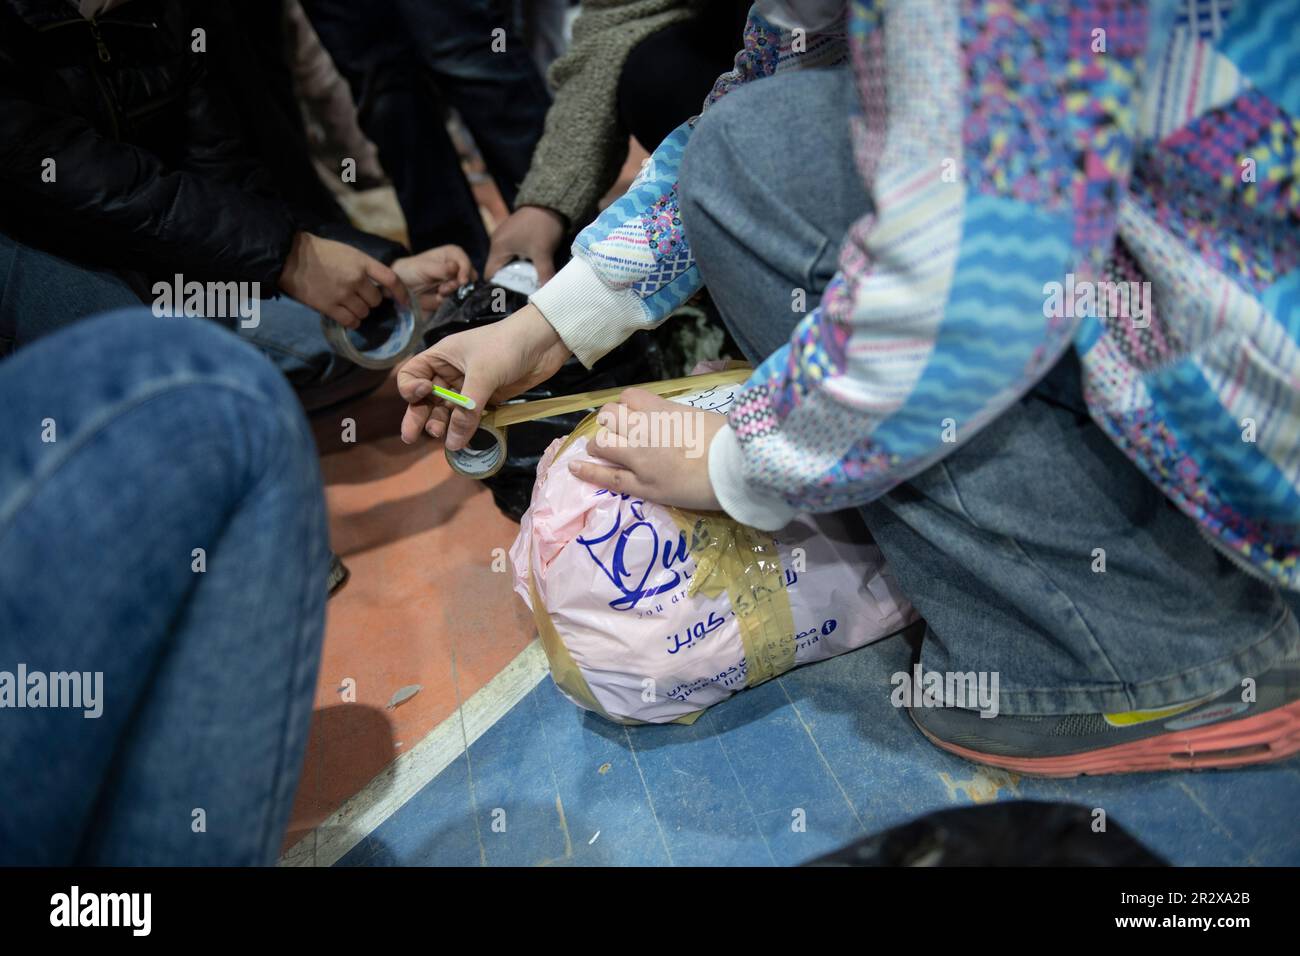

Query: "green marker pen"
left=432, top=384, right=476, bottom=411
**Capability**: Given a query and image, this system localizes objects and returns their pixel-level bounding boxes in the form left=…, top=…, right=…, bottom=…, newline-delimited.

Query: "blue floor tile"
left=337, top=750, right=483, bottom=867
left=622, top=711, right=775, bottom=866
left=530, top=681, right=673, bottom=866
left=336, top=638, right=1300, bottom=867
left=465, top=687, right=572, bottom=866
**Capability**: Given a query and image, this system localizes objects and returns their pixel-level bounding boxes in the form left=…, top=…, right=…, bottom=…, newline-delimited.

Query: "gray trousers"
left=678, top=66, right=1297, bottom=715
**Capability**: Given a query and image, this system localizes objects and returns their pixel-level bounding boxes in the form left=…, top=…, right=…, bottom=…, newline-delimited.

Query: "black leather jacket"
left=0, top=0, right=401, bottom=296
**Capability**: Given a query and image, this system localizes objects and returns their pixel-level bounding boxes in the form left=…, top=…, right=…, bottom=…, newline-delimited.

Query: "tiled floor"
left=335, top=635, right=1300, bottom=867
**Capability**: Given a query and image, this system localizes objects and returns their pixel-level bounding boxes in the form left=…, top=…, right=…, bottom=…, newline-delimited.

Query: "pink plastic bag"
left=510, top=381, right=917, bottom=724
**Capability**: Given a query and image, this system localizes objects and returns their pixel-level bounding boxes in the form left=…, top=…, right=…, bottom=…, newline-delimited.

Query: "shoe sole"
left=911, top=698, right=1300, bottom=778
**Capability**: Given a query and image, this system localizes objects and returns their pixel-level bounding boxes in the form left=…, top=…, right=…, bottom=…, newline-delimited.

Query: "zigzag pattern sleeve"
left=710, top=0, right=1146, bottom=530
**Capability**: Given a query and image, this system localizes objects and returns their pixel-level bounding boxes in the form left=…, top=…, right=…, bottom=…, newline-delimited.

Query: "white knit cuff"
left=708, top=425, right=798, bottom=531
left=529, top=256, right=651, bottom=368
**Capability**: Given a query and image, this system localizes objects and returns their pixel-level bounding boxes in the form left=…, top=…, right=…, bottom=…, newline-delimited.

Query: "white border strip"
left=280, top=639, right=550, bottom=867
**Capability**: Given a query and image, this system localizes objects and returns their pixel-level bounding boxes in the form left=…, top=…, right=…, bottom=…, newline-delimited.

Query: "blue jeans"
left=0, top=310, right=328, bottom=864
left=0, top=232, right=387, bottom=412
left=679, top=66, right=1299, bottom=715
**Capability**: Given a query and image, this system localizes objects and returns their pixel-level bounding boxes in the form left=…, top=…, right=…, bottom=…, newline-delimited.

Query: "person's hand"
left=484, top=206, right=566, bottom=284
left=279, top=231, right=408, bottom=329
left=393, top=244, right=476, bottom=315
left=568, top=389, right=727, bottom=511
left=397, top=303, right=572, bottom=449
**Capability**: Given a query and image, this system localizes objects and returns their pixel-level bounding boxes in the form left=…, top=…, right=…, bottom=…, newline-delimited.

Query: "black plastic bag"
left=804, top=800, right=1167, bottom=866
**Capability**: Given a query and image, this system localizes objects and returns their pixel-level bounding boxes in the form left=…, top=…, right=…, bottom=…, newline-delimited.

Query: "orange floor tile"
left=284, top=374, right=535, bottom=847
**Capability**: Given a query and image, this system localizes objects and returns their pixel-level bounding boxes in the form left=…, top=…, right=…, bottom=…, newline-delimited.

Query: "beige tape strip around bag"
left=668, top=510, right=797, bottom=689
left=520, top=364, right=798, bottom=722
left=446, top=365, right=755, bottom=479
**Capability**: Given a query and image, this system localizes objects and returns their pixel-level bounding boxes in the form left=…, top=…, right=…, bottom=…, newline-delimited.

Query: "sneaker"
left=908, top=647, right=1300, bottom=777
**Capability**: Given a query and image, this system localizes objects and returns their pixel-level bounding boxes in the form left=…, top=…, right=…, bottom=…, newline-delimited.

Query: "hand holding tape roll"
left=445, top=365, right=754, bottom=479
left=320, top=279, right=423, bottom=370
left=322, top=261, right=542, bottom=371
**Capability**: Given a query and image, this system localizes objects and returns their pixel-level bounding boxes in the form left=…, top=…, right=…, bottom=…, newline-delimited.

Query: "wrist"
left=512, top=303, right=570, bottom=370
left=391, top=255, right=413, bottom=278
left=518, top=205, right=566, bottom=232
left=280, top=231, right=312, bottom=293
left=708, top=425, right=798, bottom=531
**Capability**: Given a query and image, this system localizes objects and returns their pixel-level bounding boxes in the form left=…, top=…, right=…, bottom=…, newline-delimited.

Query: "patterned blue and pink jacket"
left=530, top=0, right=1300, bottom=590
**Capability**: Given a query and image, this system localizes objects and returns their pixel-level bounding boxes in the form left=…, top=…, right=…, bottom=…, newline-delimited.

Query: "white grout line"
left=622, top=724, right=675, bottom=866
left=279, top=639, right=551, bottom=867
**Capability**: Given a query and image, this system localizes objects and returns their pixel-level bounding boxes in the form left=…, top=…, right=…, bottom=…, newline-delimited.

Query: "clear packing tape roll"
left=445, top=365, right=756, bottom=480
left=320, top=291, right=422, bottom=371
left=322, top=263, right=541, bottom=372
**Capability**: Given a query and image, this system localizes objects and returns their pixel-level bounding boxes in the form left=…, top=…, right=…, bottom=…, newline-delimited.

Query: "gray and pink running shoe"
left=909, top=647, right=1300, bottom=777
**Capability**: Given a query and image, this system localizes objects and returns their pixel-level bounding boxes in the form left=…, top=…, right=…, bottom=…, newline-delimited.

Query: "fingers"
left=400, top=402, right=433, bottom=445
left=594, top=402, right=623, bottom=437
left=443, top=245, right=474, bottom=285
left=533, top=253, right=556, bottom=285
left=484, top=246, right=512, bottom=282
left=327, top=306, right=360, bottom=330
left=591, top=422, right=635, bottom=471
left=398, top=355, right=435, bottom=446
left=568, top=458, right=647, bottom=500
left=421, top=370, right=455, bottom=441
left=417, top=292, right=444, bottom=315
left=443, top=371, right=493, bottom=452
left=396, top=351, right=439, bottom=403
left=591, top=401, right=637, bottom=472
left=356, top=280, right=383, bottom=310
left=444, top=406, right=484, bottom=452
left=617, top=387, right=667, bottom=412
left=398, top=351, right=459, bottom=445
left=365, top=259, right=409, bottom=308
left=424, top=404, right=451, bottom=440
left=344, top=293, right=372, bottom=322
left=593, top=403, right=630, bottom=462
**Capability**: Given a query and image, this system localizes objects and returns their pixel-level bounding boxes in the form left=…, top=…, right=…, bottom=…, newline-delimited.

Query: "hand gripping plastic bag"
left=509, top=371, right=919, bottom=724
